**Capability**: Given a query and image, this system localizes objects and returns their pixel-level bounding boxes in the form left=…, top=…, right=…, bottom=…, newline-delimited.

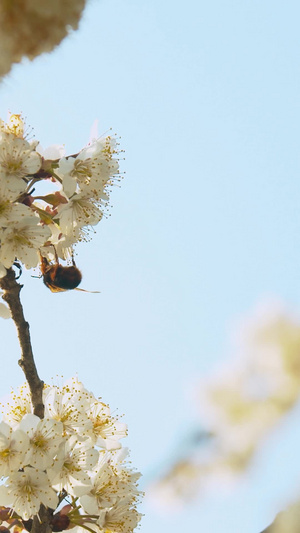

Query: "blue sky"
left=1, top=0, right=300, bottom=531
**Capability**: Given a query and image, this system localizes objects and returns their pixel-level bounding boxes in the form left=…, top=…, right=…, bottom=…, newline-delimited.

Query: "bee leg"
left=50, top=244, right=59, bottom=264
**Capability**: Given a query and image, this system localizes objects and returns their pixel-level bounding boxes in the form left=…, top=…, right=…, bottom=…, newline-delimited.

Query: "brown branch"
left=0, top=268, right=53, bottom=531
left=0, top=267, right=44, bottom=418
left=31, top=505, right=53, bottom=533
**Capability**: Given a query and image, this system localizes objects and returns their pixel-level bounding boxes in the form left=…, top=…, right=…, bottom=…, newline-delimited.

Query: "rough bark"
left=0, top=267, right=44, bottom=418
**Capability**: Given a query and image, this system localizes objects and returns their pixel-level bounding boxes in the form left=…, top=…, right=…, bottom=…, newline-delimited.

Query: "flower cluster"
left=0, top=114, right=120, bottom=268
left=0, top=377, right=142, bottom=532
left=0, top=114, right=120, bottom=311
left=149, top=301, right=300, bottom=508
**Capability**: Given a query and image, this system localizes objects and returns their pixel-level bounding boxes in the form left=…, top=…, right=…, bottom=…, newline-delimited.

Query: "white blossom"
left=97, top=497, right=142, bottom=533
left=19, top=414, right=64, bottom=470
left=80, top=457, right=141, bottom=515
left=57, top=192, right=105, bottom=236
left=1, top=382, right=32, bottom=427
left=0, top=213, right=51, bottom=268
left=0, top=421, right=29, bottom=476
left=43, top=383, right=93, bottom=437
left=56, top=135, right=119, bottom=198
left=0, top=131, right=41, bottom=180
left=0, top=201, right=34, bottom=227
left=86, top=401, right=127, bottom=450
left=47, top=435, right=98, bottom=497
left=0, top=467, right=58, bottom=520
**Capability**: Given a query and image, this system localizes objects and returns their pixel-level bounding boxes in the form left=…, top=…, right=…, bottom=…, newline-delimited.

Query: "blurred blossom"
left=149, top=301, right=300, bottom=508
left=261, top=500, right=300, bottom=532
left=0, top=0, right=88, bottom=79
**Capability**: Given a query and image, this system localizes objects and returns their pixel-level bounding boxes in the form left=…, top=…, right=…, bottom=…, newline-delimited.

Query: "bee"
left=39, top=251, right=82, bottom=293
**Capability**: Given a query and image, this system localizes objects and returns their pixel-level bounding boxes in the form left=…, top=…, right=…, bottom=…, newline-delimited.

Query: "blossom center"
left=0, top=448, right=11, bottom=458
left=32, top=435, right=47, bottom=449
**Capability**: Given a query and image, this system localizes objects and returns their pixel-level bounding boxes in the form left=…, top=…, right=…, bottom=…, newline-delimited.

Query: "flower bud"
left=51, top=514, right=70, bottom=532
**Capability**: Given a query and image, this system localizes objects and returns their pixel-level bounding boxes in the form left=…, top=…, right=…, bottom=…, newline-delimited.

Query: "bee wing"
left=74, top=288, right=101, bottom=293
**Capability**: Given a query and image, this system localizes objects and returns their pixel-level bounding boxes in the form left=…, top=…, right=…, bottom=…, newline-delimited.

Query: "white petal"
left=0, top=264, right=7, bottom=277
left=18, top=413, right=40, bottom=435
left=80, top=494, right=99, bottom=515
left=0, top=302, right=11, bottom=319
left=63, top=173, right=77, bottom=197
left=0, top=485, right=12, bottom=507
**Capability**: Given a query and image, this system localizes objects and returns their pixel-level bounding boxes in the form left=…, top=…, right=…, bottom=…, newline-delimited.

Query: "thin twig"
left=0, top=267, right=44, bottom=418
